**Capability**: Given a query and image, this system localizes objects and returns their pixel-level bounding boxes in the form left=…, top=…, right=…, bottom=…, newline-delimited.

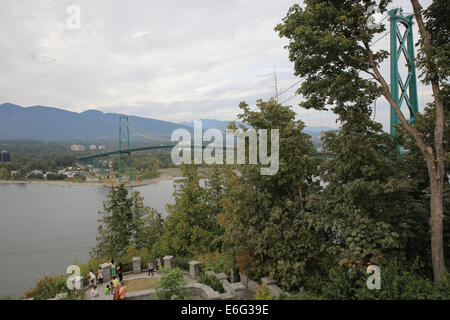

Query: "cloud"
left=0, top=0, right=433, bottom=130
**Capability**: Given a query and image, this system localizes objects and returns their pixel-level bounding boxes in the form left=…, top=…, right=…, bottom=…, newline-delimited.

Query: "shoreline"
left=0, top=170, right=184, bottom=188
left=0, top=167, right=211, bottom=188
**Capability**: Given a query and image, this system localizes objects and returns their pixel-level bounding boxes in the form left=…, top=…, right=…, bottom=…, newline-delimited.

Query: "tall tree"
left=307, top=108, right=414, bottom=268
left=276, top=0, right=448, bottom=283
left=92, top=185, right=160, bottom=257
left=130, top=190, right=163, bottom=252
left=219, top=99, right=328, bottom=291
left=157, top=164, right=224, bottom=258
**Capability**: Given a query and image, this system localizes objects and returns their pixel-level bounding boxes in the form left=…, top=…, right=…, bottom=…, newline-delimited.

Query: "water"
left=0, top=180, right=175, bottom=297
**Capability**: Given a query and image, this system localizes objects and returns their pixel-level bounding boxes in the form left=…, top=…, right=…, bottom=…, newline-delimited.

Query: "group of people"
left=87, top=257, right=126, bottom=300
left=90, top=276, right=127, bottom=300
left=148, top=257, right=162, bottom=277
left=88, top=257, right=164, bottom=299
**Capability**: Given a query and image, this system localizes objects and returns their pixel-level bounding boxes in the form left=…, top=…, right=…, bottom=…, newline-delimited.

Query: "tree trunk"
left=428, top=156, right=446, bottom=283
left=410, top=0, right=447, bottom=284
left=363, top=1, right=447, bottom=283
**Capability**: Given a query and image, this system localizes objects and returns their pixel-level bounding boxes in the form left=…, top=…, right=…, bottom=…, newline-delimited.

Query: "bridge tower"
left=118, top=116, right=133, bottom=182
left=389, top=8, right=419, bottom=136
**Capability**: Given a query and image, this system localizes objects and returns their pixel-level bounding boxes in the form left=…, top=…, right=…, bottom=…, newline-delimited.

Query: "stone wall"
left=239, top=272, right=288, bottom=298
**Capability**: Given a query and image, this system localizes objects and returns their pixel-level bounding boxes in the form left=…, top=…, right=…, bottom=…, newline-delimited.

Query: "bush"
left=436, top=272, right=450, bottom=299
left=321, top=265, right=359, bottom=300
left=277, top=291, right=322, bottom=300
left=24, top=275, right=68, bottom=300
left=354, top=264, right=447, bottom=300
left=156, top=267, right=189, bottom=300
left=253, top=284, right=273, bottom=300
left=197, top=273, right=225, bottom=293
left=195, top=251, right=234, bottom=275
left=172, top=256, right=190, bottom=271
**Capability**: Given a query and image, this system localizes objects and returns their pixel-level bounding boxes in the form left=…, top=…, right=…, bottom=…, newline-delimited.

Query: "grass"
left=124, top=277, right=159, bottom=293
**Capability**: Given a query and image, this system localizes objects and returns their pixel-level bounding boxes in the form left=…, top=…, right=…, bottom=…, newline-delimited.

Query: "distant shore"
left=0, top=168, right=186, bottom=188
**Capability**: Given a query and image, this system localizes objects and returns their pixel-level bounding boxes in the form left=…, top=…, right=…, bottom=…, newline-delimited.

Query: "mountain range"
left=0, top=103, right=333, bottom=143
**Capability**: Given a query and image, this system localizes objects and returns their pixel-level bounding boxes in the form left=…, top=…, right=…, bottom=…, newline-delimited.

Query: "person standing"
left=148, top=261, right=154, bottom=277
left=157, top=257, right=162, bottom=270
left=98, top=267, right=103, bottom=284
left=117, top=262, right=123, bottom=282
left=112, top=276, right=118, bottom=290
left=109, top=281, right=115, bottom=296
left=110, top=259, right=116, bottom=278
left=118, top=282, right=127, bottom=300
left=114, top=283, right=121, bottom=300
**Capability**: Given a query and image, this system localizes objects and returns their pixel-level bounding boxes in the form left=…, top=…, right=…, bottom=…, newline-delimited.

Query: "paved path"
left=85, top=270, right=161, bottom=300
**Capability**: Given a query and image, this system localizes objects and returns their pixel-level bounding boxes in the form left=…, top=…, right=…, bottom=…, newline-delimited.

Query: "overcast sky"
left=0, top=0, right=433, bottom=130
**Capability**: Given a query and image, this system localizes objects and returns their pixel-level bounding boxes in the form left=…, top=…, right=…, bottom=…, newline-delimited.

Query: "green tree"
left=93, top=184, right=133, bottom=257
left=307, top=111, right=414, bottom=267
left=92, top=185, right=161, bottom=257
left=157, top=164, right=224, bottom=258
left=131, top=190, right=163, bottom=251
left=276, top=0, right=448, bottom=283
left=0, top=167, right=9, bottom=180
left=219, top=99, right=328, bottom=292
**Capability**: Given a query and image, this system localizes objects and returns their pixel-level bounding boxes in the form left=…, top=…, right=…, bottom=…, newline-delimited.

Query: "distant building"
left=70, top=144, right=85, bottom=152
left=98, top=145, right=106, bottom=150
left=89, top=144, right=97, bottom=150
left=0, top=150, right=10, bottom=162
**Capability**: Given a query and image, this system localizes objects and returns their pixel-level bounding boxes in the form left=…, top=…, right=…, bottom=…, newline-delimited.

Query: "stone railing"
left=239, top=272, right=288, bottom=298
left=46, top=255, right=289, bottom=301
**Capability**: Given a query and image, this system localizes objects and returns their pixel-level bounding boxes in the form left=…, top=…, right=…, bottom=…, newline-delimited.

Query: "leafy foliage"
left=197, top=273, right=225, bottom=293
left=24, top=275, right=68, bottom=300
left=156, top=164, right=225, bottom=258
left=253, top=284, right=273, bottom=300
left=195, top=251, right=234, bottom=275
left=92, top=184, right=162, bottom=257
left=156, top=267, right=189, bottom=300
left=219, top=99, right=331, bottom=291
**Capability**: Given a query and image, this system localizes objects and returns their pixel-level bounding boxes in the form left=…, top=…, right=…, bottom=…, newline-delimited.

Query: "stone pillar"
left=239, top=272, right=248, bottom=289
left=163, top=255, right=173, bottom=268
left=99, top=263, right=112, bottom=282
left=230, top=268, right=238, bottom=283
left=189, top=260, right=200, bottom=279
left=133, top=256, right=141, bottom=274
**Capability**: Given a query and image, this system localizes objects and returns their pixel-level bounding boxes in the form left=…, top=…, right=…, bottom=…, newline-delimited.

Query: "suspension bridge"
left=76, top=8, right=419, bottom=182
left=76, top=115, right=177, bottom=182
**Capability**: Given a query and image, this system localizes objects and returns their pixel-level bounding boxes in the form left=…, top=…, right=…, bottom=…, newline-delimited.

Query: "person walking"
left=154, top=258, right=159, bottom=271
left=148, top=261, right=154, bottom=277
